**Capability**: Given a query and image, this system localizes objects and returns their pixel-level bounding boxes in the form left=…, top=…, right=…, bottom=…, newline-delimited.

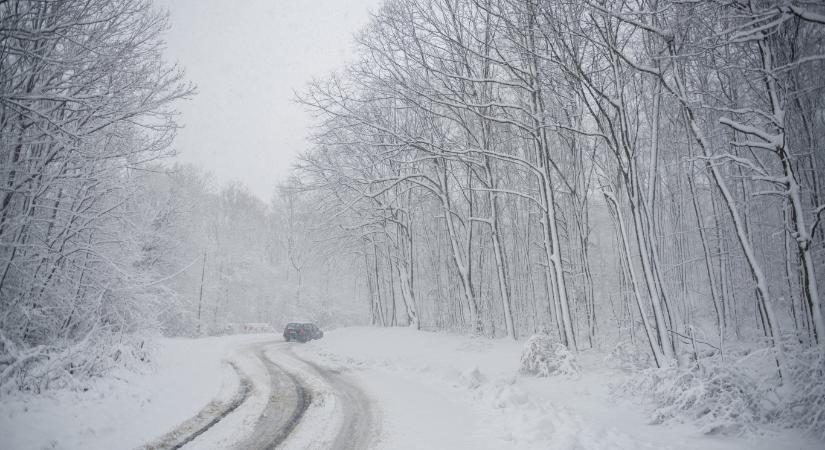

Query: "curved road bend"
left=238, top=340, right=380, bottom=450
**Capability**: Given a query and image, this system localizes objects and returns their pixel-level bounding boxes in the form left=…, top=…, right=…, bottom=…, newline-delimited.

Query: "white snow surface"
left=294, top=327, right=823, bottom=450
left=0, top=333, right=274, bottom=450
left=2, top=328, right=823, bottom=450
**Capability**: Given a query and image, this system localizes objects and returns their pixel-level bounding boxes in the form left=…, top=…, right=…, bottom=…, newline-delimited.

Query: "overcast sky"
left=158, top=0, right=381, bottom=201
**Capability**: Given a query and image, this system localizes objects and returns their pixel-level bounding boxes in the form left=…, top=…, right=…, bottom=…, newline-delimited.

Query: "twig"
left=667, top=329, right=721, bottom=352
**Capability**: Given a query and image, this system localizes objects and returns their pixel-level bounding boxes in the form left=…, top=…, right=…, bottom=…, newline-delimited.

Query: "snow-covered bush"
left=552, top=343, right=579, bottom=377
left=781, top=348, right=825, bottom=440
left=519, top=334, right=555, bottom=377
left=649, top=365, right=766, bottom=434
left=621, top=347, right=779, bottom=436
left=519, top=334, right=578, bottom=378
left=0, top=330, right=154, bottom=395
left=620, top=342, right=825, bottom=439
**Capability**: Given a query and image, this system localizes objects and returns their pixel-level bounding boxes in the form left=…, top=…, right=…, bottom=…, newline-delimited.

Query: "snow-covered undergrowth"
left=295, top=327, right=823, bottom=450
left=782, top=347, right=825, bottom=439
left=0, top=334, right=273, bottom=450
left=520, top=333, right=578, bottom=378
left=0, top=329, right=154, bottom=395
left=624, top=362, right=767, bottom=435
left=621, top=342, right=825, bottom=439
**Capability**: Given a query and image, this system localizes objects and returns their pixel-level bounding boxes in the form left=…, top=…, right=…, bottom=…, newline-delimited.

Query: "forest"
left=300, top=0, right=825, bottom=352
left=1, top=0, right=824, bottom=439
left=296, top=0, right=825, bottom=434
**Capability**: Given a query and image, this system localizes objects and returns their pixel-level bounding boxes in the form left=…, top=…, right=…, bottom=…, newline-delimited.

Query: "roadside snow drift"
left=294, top=327, right=823, bottom=450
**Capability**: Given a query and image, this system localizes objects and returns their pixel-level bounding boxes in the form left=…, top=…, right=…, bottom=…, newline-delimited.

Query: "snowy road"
left=233, top=343, right=312, bottom=449
left=266, top=343, right=381, bottom=450
left=4, top=330, right=823, bottom=450
left=158, top=339, right=379, bottom=450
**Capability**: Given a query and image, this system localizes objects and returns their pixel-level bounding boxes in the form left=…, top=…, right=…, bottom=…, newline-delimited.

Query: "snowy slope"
left=294, top=327, right=823, bottom=450
left=0, top=334, right=274, bottom=450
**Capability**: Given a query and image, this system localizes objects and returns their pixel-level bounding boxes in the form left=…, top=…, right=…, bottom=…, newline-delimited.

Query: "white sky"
left=158, top=0, right=381, bottom=200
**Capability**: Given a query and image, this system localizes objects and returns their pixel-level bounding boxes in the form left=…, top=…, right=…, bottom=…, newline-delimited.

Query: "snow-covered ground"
left=295, top=327, right=824, bottom=450
left=0, top=333, right=275, bottom=450
left=2, top=328, right=822, bottom=450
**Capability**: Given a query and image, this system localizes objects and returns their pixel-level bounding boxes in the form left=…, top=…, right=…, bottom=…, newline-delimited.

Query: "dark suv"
left=283, top=323, right=323, bottom=343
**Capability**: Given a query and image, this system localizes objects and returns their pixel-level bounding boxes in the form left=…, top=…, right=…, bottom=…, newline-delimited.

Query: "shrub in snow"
left=0, top=329, right=152, bottom=395
left=781, top=347, right=825, bottom=440
left=552, top=344, right=579, bottom=377
left=520, top=334, right=554, bottom=377
left=623, top=353, right=774, bottom=436
left=621, top=342, right=825, bottom=439
left=519, top=334, right=578, bottom=378
left=654, top=365, right=765, bottom=434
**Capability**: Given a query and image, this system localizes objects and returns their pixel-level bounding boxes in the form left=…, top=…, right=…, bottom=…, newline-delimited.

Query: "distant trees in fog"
left=133, top=166, right=364, bottom=338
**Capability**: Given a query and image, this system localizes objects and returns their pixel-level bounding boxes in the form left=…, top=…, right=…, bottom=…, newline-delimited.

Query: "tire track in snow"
left=235, top=345, right=312, bottom=449
left=140, top=361, right=251, bottom=450
left=140, top=339, right=377, bottom=450
left=266, top=343, right=381, bottom=450
left=292, top=354, right=377, bottom=450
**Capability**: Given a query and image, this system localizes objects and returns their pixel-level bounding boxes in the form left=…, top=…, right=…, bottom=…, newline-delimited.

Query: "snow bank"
left=0, top=334, right=274, bottom=450
left=295, top=327, right=823, bottom=450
